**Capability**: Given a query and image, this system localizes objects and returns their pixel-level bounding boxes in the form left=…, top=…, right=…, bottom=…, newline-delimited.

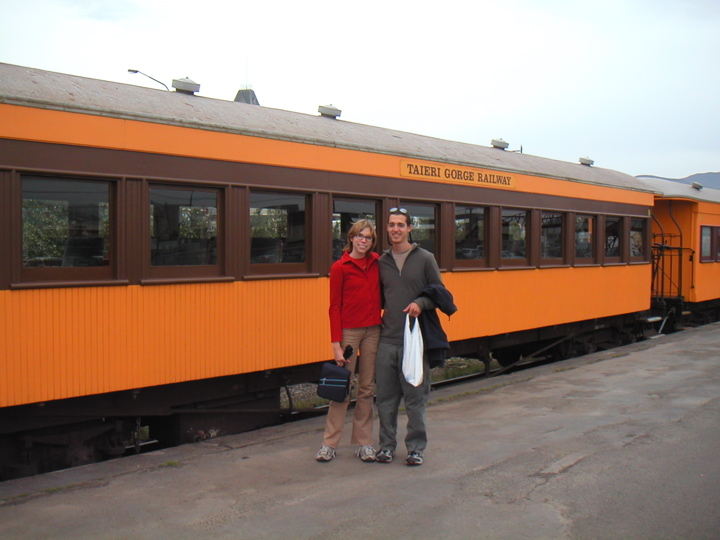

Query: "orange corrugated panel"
left=443, top=265, right=651, bottom=341
left=3, top=267, right=652, bottom=409
left=19, top=291, right=36, bottom=404
left=103, top=279, right=331, bottom=394
left=0, top=291, right=16, bottom=406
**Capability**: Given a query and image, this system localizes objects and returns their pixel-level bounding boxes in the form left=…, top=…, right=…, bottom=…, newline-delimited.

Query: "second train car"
left=644, top=177, right=720, bottom=329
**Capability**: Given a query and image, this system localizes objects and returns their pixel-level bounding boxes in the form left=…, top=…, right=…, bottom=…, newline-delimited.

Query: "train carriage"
left=643, top=177, right=720, bottom=328
left=0, top=63, right=657, bottom=477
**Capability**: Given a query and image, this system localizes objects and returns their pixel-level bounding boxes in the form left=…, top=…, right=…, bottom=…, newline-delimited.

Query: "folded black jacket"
left=417, top=284, right=458, bottom=368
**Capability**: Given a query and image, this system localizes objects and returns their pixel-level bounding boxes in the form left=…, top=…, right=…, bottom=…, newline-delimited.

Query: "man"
left=375, top=207, right=443, bottom=466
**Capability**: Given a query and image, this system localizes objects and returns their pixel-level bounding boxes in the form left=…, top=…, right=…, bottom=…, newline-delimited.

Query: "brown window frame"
left=246, top=189, right=311, bottom=277
left=629, top=217, right=650, bottom=263
left=573, top=213, right=598, bottom=265
left=500, top=207, right=531, bottom=267
left=539, top=210, right=566, bottom=267
left=143, top=183, right=226, bottom=282
left=603, top=215, right=624, bottom=265
left=18, top=174, right=118, bottom=287
left=700, top=225, right=718, bottom=263
left=453, top=204, right=488, bottom=269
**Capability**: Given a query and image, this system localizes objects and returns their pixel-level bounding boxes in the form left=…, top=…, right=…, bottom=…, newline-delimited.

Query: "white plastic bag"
left=402, top=314, right=424, bottom=387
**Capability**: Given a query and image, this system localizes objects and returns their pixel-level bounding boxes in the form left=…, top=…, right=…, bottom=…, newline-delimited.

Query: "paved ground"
left=1, top=323, right=720, bottom=539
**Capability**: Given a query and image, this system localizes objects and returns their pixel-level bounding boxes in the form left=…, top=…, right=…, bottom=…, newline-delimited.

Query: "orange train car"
left=643, top=177, right=720, bottom=328
left=1, top=63, right=658, bottom=477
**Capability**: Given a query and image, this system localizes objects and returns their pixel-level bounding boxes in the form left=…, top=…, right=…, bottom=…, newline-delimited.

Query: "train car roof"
left=639, top=176, right=720, bottom=204
left=1, top=62, right=654, bottom=194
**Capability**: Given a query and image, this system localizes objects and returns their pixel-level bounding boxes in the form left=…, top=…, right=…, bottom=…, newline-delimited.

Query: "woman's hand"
left=332, top=342, right=348, bottom=366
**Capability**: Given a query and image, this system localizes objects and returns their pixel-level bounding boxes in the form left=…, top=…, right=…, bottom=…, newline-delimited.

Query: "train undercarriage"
left=450, top=311, right=657, bottom=370
left=0, top=363, right=319, bottom=480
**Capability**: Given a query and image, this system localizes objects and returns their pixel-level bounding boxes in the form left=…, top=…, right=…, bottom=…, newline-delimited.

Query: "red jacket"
left=329, top=251, right=382, bottom=342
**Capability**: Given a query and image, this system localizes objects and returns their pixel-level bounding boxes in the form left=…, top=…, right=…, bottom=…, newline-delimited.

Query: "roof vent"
left=235, top=89, right=260, bottom=105
left=172, top=77, right=200, bottom=95
left=491, top=139, right=509, bottom=150
left=579, top=157, right=594, bottom=166
left=318, top=104, right=341, bottom=119
left=692, top=182, right=703, bottom=190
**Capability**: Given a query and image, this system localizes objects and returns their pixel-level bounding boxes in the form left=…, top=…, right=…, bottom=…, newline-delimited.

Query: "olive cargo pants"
left=375, top=341, right=431, bottom=454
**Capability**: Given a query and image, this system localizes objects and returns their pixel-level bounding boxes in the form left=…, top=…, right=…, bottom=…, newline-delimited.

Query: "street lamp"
left=127, top=69, right=169, bottom=91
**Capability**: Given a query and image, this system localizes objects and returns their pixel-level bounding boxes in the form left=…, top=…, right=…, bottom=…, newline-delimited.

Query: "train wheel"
left=624, top=333, right=638, bottom=344
left=552, top=340, right=576, bottom=360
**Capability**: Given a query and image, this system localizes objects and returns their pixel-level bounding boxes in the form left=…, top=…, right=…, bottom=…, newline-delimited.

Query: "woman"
left=316, top=219, right=382, bottom=462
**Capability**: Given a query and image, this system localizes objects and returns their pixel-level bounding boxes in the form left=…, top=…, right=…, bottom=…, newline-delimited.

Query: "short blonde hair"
left=343, top=219, right=377, bottom=252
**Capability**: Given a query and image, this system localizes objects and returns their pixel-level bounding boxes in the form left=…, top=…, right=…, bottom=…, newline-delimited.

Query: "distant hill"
left=636, top=172, right=720, bottom=190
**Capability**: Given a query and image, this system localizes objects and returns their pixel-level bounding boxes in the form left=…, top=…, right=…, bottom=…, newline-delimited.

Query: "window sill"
left=450, top=265, right=493, bottom=272
left=538, top=263, right=571, bottom=269
left=140, top=276, right=236, bottom=286
left=11, top=279, right=131, bottom=290
left=498, top=265, right=536, bottom=271
left=243, top=272, right=321, bottom=281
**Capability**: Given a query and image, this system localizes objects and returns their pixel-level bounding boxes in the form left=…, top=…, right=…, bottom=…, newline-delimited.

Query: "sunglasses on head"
left=389, top=207, right=408, bottom=214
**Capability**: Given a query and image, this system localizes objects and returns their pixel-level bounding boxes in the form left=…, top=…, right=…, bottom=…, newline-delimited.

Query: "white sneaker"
left=316, top=445, right=335, bottom=462
left=356, top=445, right=377, bottom=462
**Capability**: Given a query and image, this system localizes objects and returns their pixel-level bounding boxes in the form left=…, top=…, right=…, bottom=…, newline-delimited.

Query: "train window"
left=540, top=212, right=564, bottom=264
left=21, top=176, right=113, bottom=281
left=701, top=226, right=714, bottom=262
left=629, top=219, right=647, bottom=262
left=501, top=208, right=529, bottom=266
left=250, top=191, right=306, bottom=264
left=575, top=215, right=596, bottom=263
left=454, top=205, right=486, bottom=265
left=150, top=187, right=218, bottom=266
left=716, top=229, right=720, bottom=261
left=604, top=216, right=623, bottom=263
left=332, top=199, right=377, bottom=261
left=401, top=203, right=437, bottom=255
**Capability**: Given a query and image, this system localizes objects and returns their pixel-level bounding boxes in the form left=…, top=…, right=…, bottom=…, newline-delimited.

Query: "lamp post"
left=127, top=69, right=169, bottom=91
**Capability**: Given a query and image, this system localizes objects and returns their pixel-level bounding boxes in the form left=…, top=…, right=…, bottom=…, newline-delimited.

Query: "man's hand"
left=403, top=302, right=422, bottom=318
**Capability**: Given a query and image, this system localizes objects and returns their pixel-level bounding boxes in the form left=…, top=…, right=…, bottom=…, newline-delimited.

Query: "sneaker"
left=315, top=445, right=335, bottom=462
left=406, top=451, right=423, bottom=466
left=375, top=449, right=394, bottom=463
left=356, top=445, right=376, bottom=462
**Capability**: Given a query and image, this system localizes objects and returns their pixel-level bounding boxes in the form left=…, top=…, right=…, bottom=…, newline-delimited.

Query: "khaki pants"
left=322, top=325, right=380, bottom=448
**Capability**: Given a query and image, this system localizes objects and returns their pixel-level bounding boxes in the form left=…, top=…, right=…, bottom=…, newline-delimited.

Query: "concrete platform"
left=2, top=323, right=720, bottom=539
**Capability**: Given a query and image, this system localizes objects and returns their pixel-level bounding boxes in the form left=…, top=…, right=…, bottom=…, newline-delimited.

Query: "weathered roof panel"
left=0, top=62, right=654, bottom=193
left=640, top=177, right=720, bottom=204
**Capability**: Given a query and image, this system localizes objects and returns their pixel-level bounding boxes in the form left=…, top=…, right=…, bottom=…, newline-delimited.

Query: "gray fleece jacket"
left=378, top=244, right=443, bottom=345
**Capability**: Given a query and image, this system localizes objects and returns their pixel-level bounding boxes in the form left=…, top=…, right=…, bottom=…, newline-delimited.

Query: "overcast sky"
left=1, top=0, right=718, bottom=179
